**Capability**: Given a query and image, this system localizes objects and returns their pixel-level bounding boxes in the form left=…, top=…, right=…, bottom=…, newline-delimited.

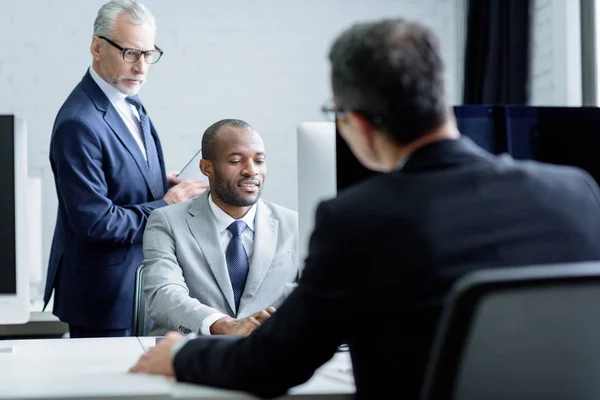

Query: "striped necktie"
left=125, top=95, right=164, bottom=200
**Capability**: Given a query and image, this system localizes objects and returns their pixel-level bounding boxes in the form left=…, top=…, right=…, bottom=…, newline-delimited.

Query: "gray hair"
left=93, top=0, right=156, bottom=37
left=329, top=19, right=448, bottom=145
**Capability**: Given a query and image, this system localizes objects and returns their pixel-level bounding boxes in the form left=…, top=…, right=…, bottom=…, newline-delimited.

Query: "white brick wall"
left=529, top=0, right=582, bottom=105
left=0, top=0, right=464, bottom=299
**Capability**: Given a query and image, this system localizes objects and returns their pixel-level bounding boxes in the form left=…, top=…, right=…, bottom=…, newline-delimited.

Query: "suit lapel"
left=81, top=71, right=157, bottom=198
left=104, top=106, right=154, bottom=183
left=186, top=193, right=236, bottom=314
left=239, top=200, right=278, bottom=314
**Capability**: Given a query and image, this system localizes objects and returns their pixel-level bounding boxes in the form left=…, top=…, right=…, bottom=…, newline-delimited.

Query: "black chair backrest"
left=132, top=264, right=146, bottom=337
left=421, top=261, right=600, bottom=400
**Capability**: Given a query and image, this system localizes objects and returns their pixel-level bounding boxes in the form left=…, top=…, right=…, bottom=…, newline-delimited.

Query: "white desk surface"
left=0, top=337, right=355, bottom=399
left=138, top=337, right=355, bottom=399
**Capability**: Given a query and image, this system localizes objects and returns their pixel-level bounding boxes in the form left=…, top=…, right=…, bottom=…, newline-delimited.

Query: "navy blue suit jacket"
left=44, top=71, right=168, bottom=330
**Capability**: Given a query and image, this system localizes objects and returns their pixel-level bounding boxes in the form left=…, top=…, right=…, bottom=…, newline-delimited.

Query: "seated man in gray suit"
left=142, top=119, right=299, bottom=336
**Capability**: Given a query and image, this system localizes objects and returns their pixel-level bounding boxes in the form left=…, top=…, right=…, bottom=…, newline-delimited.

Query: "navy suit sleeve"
left=52, top=117, right=167, bottom=244
left=173, top=201, right=352, bottom=398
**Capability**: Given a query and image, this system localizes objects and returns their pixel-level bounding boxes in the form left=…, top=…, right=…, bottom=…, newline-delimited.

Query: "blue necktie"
left=226, top=220, right=249, bottom=312
left=125, top=95, right=164, bottom=200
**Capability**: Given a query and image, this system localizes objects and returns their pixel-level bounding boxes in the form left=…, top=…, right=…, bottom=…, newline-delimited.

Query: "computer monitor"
left=505, top=106, right=600, bottom=186
left=296, top=122, right=337, bottom=262
left=0, top=116, right=29, bottom=325
left=504, top=106, right=537, bottom=160
left=454, top=105, right=507, bottom=154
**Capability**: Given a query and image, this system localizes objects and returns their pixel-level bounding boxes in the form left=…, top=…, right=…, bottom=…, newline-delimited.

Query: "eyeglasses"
left=320, top=99, right=384, bottom=125
left=98, top=36, right=164, bottom=64
left=320, top=99, right=348, bottom=122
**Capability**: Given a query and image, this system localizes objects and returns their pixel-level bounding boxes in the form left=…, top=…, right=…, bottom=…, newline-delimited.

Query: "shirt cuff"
left=200, top=312, right=228, bottom=336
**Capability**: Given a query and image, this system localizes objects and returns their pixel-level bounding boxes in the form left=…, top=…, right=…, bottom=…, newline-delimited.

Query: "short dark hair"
left=201, top=119, right=252, bottom=160
left=329, top=19, right=448, bottom=145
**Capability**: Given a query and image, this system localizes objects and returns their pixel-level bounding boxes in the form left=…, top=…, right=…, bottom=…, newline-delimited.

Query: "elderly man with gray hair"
left=43, top=0, right=207, bottom=338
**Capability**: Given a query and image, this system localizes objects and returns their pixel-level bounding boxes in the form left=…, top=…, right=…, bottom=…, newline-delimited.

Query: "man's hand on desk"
left=129, top=331, right=183, bottom=376
left=163, top=180, right=208, bottom=204
left=210, top=306, right=276, bottom=336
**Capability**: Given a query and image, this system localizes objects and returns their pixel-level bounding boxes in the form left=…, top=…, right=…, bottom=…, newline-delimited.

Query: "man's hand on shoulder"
left=163, top=180, right=208, bottom=204
left=130, top=331, right=183, bottom=376
left=166, top=171, right=182, bottom=188
left=210, top=307, right=276, bottom=336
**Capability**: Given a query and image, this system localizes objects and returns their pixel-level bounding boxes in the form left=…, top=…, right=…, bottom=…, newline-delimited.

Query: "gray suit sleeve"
left=143, top=209, right=224, bottom=334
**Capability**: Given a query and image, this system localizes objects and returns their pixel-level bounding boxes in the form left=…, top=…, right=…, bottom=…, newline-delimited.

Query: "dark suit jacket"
left=43, top=71, right=168, bottom=330
left=173, top=137, right=600, bottom=399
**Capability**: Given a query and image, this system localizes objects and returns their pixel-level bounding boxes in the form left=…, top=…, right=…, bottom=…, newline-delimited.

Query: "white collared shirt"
left=199, top=195, right=258, bottom=335
left=88, top=66, right=147, bottom=160
left=208, top=194, right=257, bottom=261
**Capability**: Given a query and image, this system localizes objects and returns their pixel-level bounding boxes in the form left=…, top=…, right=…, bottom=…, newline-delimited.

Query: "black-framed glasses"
left=98, top=36, right=163, bottom=64
left=320, top=99, right=384, bottom=125
left=321, top=99, right=348, bottom=122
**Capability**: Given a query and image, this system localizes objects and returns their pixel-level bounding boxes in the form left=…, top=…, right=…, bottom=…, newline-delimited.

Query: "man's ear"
left=91, top=36, right=102, bottom=62
left=347, top=112, right=377, bottom=152
left=200, top=159, right=213, bottom=179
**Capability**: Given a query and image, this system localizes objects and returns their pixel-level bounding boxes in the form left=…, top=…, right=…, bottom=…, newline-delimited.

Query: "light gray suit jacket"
left=142, top=191, right=299, bottom=336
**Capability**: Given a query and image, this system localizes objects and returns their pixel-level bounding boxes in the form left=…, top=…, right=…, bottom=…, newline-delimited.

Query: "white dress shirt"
left=88, top=66, right=147, bottom=160
left=198, top=195, right=257, bottom=335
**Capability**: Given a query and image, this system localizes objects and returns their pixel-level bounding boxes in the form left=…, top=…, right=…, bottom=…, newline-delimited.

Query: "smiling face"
left=91, top=12, right=155, bottom=95
left=202, top=126, right=267, bottom=213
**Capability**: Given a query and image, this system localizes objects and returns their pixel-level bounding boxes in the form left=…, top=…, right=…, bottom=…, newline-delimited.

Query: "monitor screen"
left=533, top=107, right=600, bottom=186
left=454, top=105, right=507, bottom=154
left=505, top=106, right=600, bottom=186
left=0, top=115, right=29, bottom=324
left=504, top=106, right=537, bottom=160
left=0, top=116, right=16, bottom=295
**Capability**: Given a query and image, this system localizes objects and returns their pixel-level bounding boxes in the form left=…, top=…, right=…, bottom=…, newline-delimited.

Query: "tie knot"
left=125, top=95, right=143, bottom=110
left=227, top=220, right=247, bottom=237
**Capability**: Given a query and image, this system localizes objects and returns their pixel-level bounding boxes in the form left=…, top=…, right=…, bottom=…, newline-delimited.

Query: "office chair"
left=131, top=264, right=146, bottom=337
left=421, top=261, right=600, bottom=400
